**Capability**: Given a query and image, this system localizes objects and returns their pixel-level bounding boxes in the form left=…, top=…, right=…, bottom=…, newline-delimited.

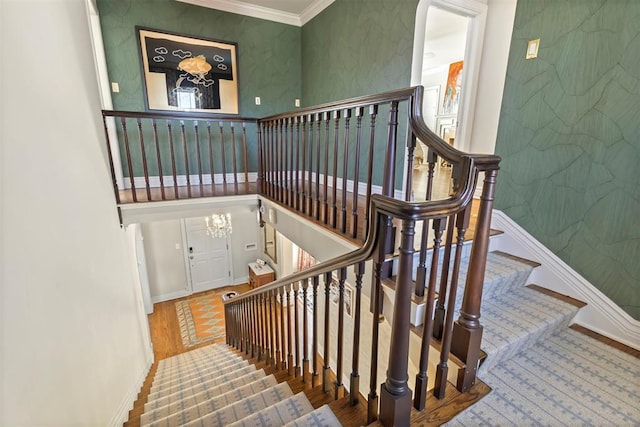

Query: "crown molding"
left=300, top=0, right=334, bottom=25
left=177, top=0, right=334, bottom=27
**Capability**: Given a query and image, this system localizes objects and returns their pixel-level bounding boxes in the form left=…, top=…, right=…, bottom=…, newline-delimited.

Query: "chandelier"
left=205, top=213, right=232, bottom=238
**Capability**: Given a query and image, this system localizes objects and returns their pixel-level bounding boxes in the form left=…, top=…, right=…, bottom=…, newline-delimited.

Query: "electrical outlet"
left=255, top=96, right=261, bottom=105
left=111, top=82, right=120, bottom=93
left=175, top=243, right=180, bottom=250
left=295, top=98, right=300, bottom=107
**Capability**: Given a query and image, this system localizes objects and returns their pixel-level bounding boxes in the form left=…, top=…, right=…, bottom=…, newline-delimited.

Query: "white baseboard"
left=491, top=210, right=640, bottom=350
left=109, top=357, right=153, bottom=427
left=151, top=289, right=190, bottom=304
left=124, top=172, right=258, bottom=189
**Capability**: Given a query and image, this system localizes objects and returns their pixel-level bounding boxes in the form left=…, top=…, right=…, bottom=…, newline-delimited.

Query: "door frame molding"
left=411, top=0, right=488, bottom=153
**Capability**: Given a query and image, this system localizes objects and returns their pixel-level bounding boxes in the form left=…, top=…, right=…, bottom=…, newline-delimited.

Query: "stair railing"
left=225, top=83, right=499, bottom=423
left=101, top=110, right=257, bottom=203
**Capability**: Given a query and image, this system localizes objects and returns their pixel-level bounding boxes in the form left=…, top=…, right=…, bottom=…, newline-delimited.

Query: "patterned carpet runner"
left=175, top=291, right=226, bottom=348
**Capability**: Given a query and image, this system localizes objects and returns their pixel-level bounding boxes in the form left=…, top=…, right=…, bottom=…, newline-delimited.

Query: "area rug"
left=175, top=291, right=226, bottom=348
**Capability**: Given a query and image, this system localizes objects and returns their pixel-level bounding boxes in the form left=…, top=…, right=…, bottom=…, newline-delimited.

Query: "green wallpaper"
left=495, top=0, right=640, bottom=319
left=301, top=0, right=418, bottom=105
left=302, top=0, right=418, bottom=188
left=97, top=0, right=301, bottom=117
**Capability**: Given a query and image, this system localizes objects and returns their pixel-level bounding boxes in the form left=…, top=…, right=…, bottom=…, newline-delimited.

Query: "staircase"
left=139, top=343, right=342, bottom=426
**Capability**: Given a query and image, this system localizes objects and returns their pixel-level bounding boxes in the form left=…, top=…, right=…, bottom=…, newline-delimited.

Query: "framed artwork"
left=442, top=61, right=463, bottom=115
left=136, top=27, right=239, bottom=114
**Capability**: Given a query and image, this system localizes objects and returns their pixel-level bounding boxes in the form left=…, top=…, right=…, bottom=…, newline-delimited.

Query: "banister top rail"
left=259, top=87, right=416, bottom=121
left=224, top=156, right=477, bottom=306
left=102, top=109, right=258, bottom=123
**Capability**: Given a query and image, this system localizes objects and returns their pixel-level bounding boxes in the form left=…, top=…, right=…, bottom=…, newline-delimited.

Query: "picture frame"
left=136, top=26, right=239, bottom=114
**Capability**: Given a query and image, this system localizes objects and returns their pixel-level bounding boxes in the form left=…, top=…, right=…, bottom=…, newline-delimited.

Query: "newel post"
left=451, top=169, right=498, bottom=391
left=379, top=218, right=415, bottom=427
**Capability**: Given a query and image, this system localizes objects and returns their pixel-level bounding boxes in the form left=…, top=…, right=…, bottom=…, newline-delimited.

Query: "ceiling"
left=177, top=0, right=333, bottom=26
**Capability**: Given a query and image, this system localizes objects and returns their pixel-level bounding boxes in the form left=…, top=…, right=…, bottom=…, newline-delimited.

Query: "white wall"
left=142, top=220, right=189, bottom=300
left=141, top=205, right=259, bottom=302
left=468, top=0, right=517, bottom=154
left=0, top=1, right=152, bottom=425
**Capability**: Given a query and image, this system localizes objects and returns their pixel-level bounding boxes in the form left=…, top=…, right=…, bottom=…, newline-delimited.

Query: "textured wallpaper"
left=301, top=0, right=418, bottom=188
left=97, top=0, right=301, bottom=117
left=495, top=0, right=640, bottom=319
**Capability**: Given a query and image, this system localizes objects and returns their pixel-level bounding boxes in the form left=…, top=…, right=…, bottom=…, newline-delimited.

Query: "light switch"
left=526, top=38, right=540, bottom=59
left=295, top=98, right=300, bottom=107
left=175, top=243, right=180, bottom=250
left=111, top=82, right=120, bottom=93
left=255, top=96, right=261, bottom=105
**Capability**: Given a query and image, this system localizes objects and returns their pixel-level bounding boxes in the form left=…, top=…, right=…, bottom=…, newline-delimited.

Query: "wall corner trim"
left=491, top=210, right=640, bottom=351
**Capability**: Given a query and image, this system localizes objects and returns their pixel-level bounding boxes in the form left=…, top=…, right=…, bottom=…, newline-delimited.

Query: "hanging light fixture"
left=205, top=213, right=232, bottom=238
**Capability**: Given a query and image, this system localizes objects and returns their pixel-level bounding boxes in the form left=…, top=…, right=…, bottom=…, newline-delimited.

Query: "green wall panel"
left=495, top=0, right=640, bottom=319
left=301, top=0, right=418, bottom=188
left=97, top=0, right=301, bottom=117
left=301, top=0, right=418, bottom=105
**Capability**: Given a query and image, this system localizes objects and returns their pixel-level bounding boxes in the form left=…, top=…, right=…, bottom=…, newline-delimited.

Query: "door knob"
left=189, top=255, right=194, bottom=259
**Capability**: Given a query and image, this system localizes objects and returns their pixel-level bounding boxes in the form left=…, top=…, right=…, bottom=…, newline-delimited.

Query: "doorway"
left=183, top=217, right=233, bottom=293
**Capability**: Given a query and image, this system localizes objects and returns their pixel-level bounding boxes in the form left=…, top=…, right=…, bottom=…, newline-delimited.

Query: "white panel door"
left=184, top=217, right=232, bottom=293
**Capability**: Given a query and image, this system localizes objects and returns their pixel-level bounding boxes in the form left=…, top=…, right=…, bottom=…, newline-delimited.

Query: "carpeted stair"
left=140, top=343, right=341, bottom=427
left=434, top=250, right=640, bottom=425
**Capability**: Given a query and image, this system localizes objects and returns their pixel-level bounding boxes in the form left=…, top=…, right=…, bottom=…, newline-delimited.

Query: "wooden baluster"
left=256, top=295, right=263, bottom=360
left=218, top=122, right=227, bottom=188
left=242, top=123, right=249, bottom=190
left=307, top=115, right=314, bottom=216
left=340, top=109, right=351, bottom=234
left=315, top=113, right=322, bottom=221
left=364, top=106, right=378, bottom=238
left=151, top=119, right=165, bottom=200
left=322, top=271, right=332, bottom=392
left=434, top=208, right=470, bottom=398
left=275, top=287, right=282, bottom=370
left=379, top=217, right=415, bottom=427
left=335, top=267, right=347, bottom=399
left=405, top=133, right=416, bottom=201
left=322, top=112, right=330, bottom=224
left=368, top=214, right=386, bottom=424
left=249, top=296, right=256, bottom=358
left=415, top=219, right=430, bottom=297
left=282, top=118, right=289, bottom=205
left=382, top=101, right=399, bottom=198
left=193, top=121, right=204, bottom=196
left=101, top=115, right=121, bottom=204
left=230, top=123, right=239, bottom=193
left=180, top=120, right=191, bottom=198
left=312, top=275, right=320, bottom=387
left=136, top=118, right=152, bottom=201
left=425, top=149, right=437, bottom=201
left=224, top=305, right=230, bottom=345
left=206, top=122, right=216, bottom=194
left=294, top=281, right=301, bottom=377
left=269, top=289, right=276, bottom=365
left=280, top=286, right=286, bottom=370
left=243, top=300, right=250, bottom=355
left=287, top=284, right=294, bottom=375
left=350, top=262, right=365, bottom=405
left=238, top=301, right=244, bottom=353
left=257, top=123, right=264, bottom=195
left=120, top=118, right=137, bottom=202
left=451, top=169, right=497, bottom=392
left=351, top=107, right=364, bottom=238
left=331, top=111, right=341, bottom=228
left=259, top=293, right=266, bottom=361
left=414, top=218, right=445, bottom=410
left=433, top=215, right=455, bottom=340
left=298, top=116, right=305, bottom=213
left=276, top=119, right=287, bottom=203
left=167, top=121, right=179, bottom=199
left=302, top=279, right=309, bottom=383
left=289, top=118, right=295, bottom=208
left=266, top=123, right=273, bottom=198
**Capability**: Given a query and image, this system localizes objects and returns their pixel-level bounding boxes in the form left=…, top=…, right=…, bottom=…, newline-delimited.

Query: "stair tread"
left=141, top=375, right=279, bottom=425
left=177, top=382, right=294, bottom=427
left=151, top=358, right=248, bottom=392
left=148, top=360, right=251, bottom=399
left=225, top=392, right=315, bottom=427
left=283, top=404, right=341, bottom=426
left=144, top=367, right=263, bottom=411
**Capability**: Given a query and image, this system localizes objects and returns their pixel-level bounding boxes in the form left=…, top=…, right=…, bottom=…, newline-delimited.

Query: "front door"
left=184, top=217, right=232, bottom=293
